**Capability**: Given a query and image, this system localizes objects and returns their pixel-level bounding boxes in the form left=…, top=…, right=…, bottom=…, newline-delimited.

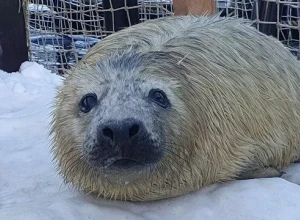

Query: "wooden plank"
left=173, top=0, right=216, bottom=16
left=0, top=0, right=29, bottom=73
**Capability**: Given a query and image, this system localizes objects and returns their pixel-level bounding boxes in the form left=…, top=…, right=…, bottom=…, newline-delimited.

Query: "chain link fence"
left=24, top=0, right=300, bottom=74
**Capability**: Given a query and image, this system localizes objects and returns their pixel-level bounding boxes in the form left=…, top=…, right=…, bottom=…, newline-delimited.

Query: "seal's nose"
left=91, top=119, right=161, bottom=169
left=99, top=119, right=143, bottom=143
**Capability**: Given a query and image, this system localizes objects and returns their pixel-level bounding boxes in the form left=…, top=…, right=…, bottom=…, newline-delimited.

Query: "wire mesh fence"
left=24, top=0, right=300, bottom=74
left=217, top=0, right=300, bottom=59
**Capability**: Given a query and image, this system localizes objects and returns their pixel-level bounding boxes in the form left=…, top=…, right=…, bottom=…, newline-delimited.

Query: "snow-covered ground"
left=1, top=62, right=300, bottom=220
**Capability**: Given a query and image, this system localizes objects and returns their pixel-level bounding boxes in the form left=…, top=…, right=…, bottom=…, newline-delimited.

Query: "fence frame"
left=2, top=0, right=299, bottom=74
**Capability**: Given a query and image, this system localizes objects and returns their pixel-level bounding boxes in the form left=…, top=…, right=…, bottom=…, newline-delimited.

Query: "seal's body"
left=51, top=15, right=300, bottom=202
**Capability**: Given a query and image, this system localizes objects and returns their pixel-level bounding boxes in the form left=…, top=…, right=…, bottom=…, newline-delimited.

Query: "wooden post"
left=103, top=0, right=140, bottom=33
left=173, top=0, right=216, bottom=16
left=0, top=0, right=29, bottom=73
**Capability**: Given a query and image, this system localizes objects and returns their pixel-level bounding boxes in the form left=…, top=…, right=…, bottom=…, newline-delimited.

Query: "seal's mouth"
left=110, top=159, right=142, bottom=169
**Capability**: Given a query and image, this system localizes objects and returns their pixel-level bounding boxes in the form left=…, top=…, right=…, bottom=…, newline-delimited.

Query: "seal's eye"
left=149, top=89, right=170, bottom=108
left=79, top=93, right=98, bottom=113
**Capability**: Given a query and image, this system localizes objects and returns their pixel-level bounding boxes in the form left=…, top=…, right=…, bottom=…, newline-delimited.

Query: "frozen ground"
left=1, top=62, right=300, bottom=220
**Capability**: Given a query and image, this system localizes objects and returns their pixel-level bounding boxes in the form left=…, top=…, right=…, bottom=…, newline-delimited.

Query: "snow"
left=28, top=3, right=52, bottom=13
left=1, top=61, right=300, bottom=220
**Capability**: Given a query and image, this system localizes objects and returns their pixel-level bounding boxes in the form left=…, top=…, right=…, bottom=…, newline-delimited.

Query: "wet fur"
left=50, top=14, right=300, bottom=202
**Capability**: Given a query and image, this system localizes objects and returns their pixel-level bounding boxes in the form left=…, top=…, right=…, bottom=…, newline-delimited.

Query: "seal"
left=50, top=14, right=300, bottom=202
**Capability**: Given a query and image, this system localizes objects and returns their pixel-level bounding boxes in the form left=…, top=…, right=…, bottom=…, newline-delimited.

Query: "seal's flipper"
left=238, top=167, right=283, bottom=180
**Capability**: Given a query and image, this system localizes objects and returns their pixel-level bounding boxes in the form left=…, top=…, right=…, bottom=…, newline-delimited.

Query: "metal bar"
left=0, top=0, right=29, bottom=72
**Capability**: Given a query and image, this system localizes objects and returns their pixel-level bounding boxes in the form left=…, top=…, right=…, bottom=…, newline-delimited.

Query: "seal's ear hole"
left=79, top=93, right=98, bottom=113
left=148, top=89, right=170, bottom=108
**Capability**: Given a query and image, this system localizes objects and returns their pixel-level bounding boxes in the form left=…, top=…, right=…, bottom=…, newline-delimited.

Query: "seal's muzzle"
left=86, top=118, right=162, bottom=170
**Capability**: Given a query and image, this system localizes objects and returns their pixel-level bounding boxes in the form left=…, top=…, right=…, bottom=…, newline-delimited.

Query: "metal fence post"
left=103, top=0, right=140, bottom=33
left=0, top=0, right=29, bottom=73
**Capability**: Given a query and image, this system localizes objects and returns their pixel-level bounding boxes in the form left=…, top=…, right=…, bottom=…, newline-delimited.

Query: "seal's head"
left=51, top=48, right=191, bottom=200
left=79, top=51, right=175, bottom=183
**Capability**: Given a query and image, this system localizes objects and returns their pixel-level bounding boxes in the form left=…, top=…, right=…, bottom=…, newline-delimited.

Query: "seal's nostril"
left=129, top=124, right=139, bottom=139
left=103, top=127, right=113, bottom=140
